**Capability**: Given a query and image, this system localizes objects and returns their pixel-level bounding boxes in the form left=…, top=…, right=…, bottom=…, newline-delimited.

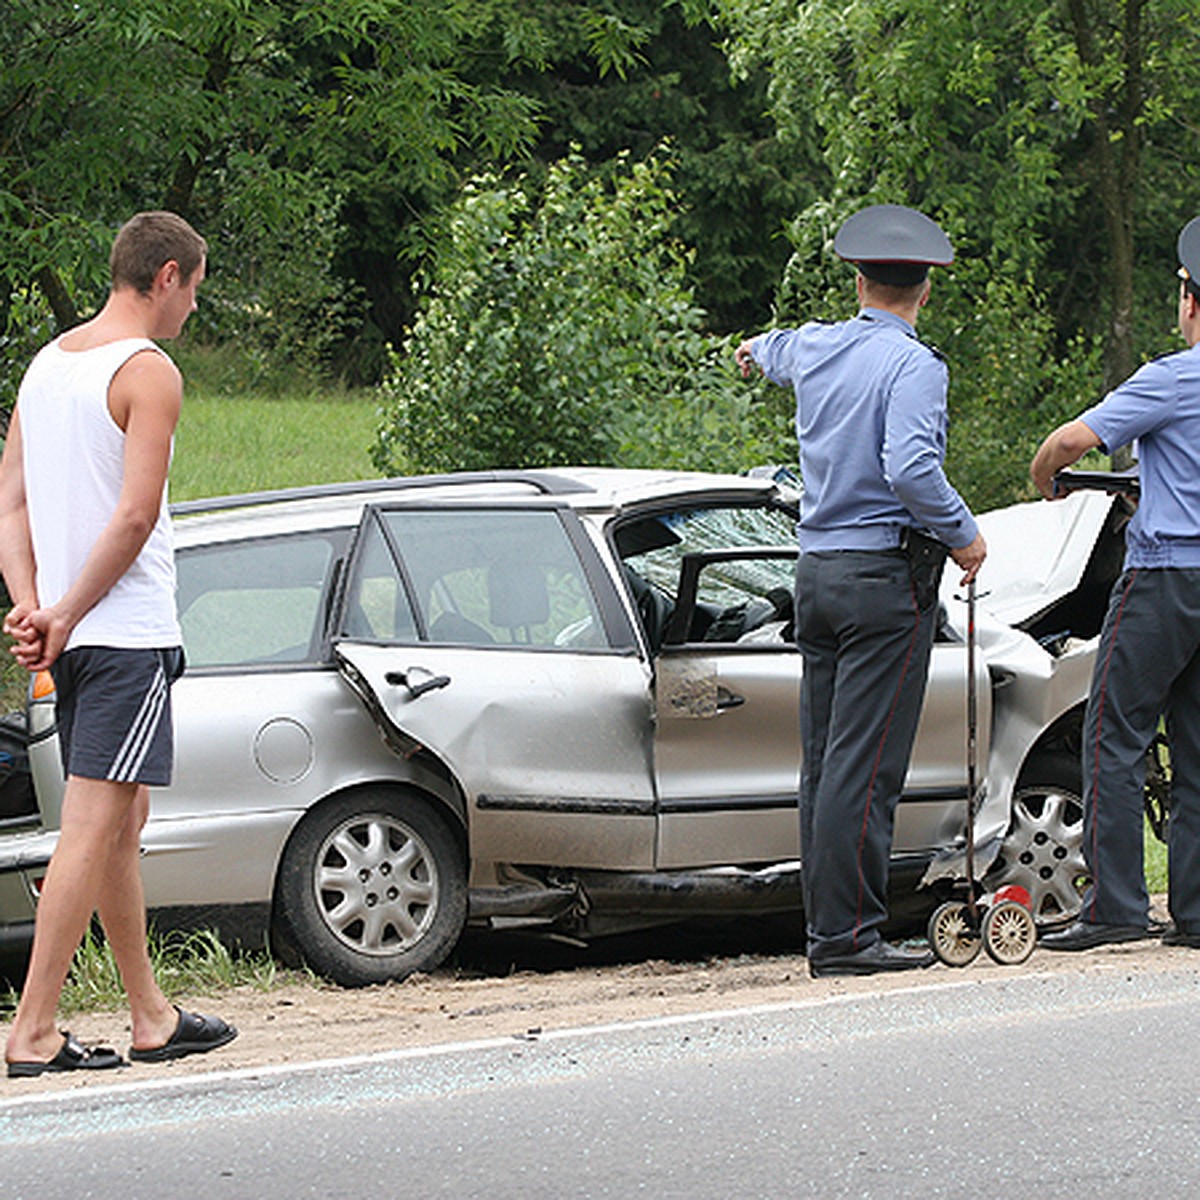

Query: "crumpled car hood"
left=961, top=490, right=1116, bottom=629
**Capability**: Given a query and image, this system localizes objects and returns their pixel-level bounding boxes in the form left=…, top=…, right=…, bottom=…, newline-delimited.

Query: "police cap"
left=1177, top=216, right=1200, bottom=296
left=834, top=204, right=954, bottom=287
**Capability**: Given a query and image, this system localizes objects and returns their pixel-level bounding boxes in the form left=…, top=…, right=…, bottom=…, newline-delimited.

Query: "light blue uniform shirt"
left=750, top=308, right=978, bottom=553
left=1081, top=342, right=1200, bottom=568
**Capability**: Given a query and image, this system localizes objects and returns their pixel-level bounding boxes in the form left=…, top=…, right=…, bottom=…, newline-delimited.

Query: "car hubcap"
left=990, top=785, right=1088, bottom=925
left=314, top=814, right=438, bottom=956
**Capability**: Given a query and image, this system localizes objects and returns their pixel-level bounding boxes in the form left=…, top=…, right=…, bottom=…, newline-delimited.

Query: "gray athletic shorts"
left=51, top=647, right=186, bottom=787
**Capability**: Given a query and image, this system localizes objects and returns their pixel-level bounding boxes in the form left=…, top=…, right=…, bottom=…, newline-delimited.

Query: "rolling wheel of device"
left=982, top=898, right=1037, bottom=965
left=928, top=900, right=982, bottom=967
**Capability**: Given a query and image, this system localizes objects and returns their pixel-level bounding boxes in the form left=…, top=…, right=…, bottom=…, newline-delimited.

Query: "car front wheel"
left=274, top=788, right=467, bottom=986
left=986, top=753, right=1088, bottom=927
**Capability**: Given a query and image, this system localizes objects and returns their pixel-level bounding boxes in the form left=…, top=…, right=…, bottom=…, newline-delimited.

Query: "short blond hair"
left=110, top=211, right=206, bottom=294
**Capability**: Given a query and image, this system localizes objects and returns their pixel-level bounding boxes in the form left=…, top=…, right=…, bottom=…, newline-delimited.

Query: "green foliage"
left=374, top=147, right=791, bottom=476
left=0, top=926, right=314, bottom=1019
left=718, top=0, right=1200, bottom=509
left=192, top=164, right=361, bottom=382
left=0, top=0, right=553, bottom=387
left=502, top=1, right=814, bottom=333
left=170, top=343, right=380, bottom=501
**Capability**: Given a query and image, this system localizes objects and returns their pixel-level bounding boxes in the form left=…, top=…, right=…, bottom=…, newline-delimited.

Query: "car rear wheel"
left=274, top=788, right=467, bottom=986
left=986, top=753, right=1088, bottom=928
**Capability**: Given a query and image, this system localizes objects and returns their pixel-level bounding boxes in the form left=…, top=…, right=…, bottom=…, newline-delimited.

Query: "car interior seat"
left=487, top=561, right=550, bottom=643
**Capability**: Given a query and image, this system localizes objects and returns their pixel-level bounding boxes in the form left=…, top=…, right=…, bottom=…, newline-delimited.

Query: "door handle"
left=716, top=686, right=745, bottom=711
left=385, top=668, right=451, bottom=699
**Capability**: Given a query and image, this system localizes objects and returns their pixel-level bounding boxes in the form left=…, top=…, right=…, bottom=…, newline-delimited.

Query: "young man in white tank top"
left=0, top=212, right=236, bottom=1075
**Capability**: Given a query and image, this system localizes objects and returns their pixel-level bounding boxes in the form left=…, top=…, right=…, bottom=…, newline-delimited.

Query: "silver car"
left=0, top=468, right=1146, bottom=984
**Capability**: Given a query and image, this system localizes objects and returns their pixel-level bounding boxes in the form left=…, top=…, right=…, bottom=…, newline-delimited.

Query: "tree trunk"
left=35, top=264, right=79, bottom=331
left=1068, top=0, right=1143, bottom=470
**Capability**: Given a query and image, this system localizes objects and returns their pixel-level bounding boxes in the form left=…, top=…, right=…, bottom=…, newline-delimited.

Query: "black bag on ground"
left=0, top=709, right=35, bottom=821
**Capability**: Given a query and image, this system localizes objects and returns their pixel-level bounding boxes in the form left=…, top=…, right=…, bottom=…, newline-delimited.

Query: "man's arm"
left=0, top=412, right=38, bottom=610
left=0, top=412, right=45, bottom=664
left=21, top=350, right=181, bottom=670
left=1029, top=419, right=1102, bottom=500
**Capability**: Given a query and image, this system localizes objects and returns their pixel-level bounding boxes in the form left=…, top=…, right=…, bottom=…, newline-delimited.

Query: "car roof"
left=171, top=467, right=786, bottom=546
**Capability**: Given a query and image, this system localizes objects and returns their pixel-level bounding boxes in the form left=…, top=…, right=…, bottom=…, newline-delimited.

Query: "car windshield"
left=619, top=505, right=796, bottom=608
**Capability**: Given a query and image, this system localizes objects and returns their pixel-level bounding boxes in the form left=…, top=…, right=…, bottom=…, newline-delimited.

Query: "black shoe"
left=1038, top=920, right=1150, bottom=951
left=1161, top=924, right=1200, bottom=948
left=808, top=940, right=935, bottom=978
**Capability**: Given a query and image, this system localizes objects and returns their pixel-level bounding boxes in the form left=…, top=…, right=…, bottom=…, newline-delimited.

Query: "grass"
left=1147, top=815, right=1169, bottom=894
left=2, top=927, right=321, bottom=1020
left=172, top=368, right=381, bottom=502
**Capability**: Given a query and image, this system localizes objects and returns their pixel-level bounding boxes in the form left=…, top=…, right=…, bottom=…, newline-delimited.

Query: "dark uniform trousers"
left=1083, top=567, right=1200, bottom=931
left=796, top=548, right=938, bottom=961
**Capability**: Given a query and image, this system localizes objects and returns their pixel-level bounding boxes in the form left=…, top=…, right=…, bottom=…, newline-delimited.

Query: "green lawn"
left=172, top=387, right=381, bottom=502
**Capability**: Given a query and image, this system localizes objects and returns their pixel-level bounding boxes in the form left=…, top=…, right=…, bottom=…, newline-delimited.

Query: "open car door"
left=617, top=502, right=985, bottom=871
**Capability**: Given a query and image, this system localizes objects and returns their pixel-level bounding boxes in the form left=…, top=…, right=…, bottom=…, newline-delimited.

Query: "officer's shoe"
left=808, top=940, right=935, bottom=978
left=1038, top=919, right=1150, bottom=951
left=1161, top=923, right=1200, bottom=949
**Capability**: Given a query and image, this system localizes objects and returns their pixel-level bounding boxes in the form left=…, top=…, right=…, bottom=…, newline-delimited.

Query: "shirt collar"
left=858, top=306, right=917, bottom=336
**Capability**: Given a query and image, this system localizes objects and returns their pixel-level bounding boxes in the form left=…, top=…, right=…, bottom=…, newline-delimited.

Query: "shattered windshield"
left=619, top=505, right=796, bottom=607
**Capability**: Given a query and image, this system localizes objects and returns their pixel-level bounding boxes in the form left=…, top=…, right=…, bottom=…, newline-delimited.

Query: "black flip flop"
left=7, top=1032, right=127, bottom=1078
left=127, top=1006, right=238, bottom=1063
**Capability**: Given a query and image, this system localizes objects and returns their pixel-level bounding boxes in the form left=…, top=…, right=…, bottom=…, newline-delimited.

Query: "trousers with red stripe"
left=796, top=549, right=939, bottom=962
left=1083, top=567, right=1200, bottom=931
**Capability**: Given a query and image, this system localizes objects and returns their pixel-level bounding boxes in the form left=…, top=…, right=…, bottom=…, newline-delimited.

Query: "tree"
left=373, top=148, right=790, bottom=475
left=495, top=0, right=815, bottom=333
left=716, top=0, right=1200, bottom=504
left=0, top=0, right=561, bottom=396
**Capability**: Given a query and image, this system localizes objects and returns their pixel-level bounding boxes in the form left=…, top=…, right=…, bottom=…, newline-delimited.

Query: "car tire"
left=274, top=788, right=467, bottom=986
left=986, top=752, right=1088, bottom=928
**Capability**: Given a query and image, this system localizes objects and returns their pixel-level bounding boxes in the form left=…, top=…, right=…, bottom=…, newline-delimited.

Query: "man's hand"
left=950, top=532, right=987, bottom=586
left=735, top=340, right=760, bottom=379
left=6, top=603, right=69, bottom=672
left=3, top=602, right=40, bottom=670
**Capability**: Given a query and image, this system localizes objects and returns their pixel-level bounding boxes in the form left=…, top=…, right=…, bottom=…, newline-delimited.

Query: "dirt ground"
left=1, top=898, right=1187, bottom=1100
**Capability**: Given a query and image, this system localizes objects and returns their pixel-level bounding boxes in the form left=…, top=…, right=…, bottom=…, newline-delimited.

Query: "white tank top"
left=17, top=336, right=182, bottom=650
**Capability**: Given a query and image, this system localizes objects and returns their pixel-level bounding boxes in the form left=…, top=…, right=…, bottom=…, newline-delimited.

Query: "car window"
left=618, top=505, right=797, bottom=646
left=177, top=532, right=344, bottom=668
left=345, top=508, right=608, bottom=649
left=341, top=516, right=419, bottom=642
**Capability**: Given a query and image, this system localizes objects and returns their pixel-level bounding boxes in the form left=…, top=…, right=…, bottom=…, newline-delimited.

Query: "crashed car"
left=0, top=467, right=1148, bottom=985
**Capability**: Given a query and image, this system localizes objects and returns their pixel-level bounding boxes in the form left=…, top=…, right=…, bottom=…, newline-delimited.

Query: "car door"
left=334, top=503, right=659, bottom=871
left=654, top=629, right=979, bottom=867
left=617, top=503, right=804, bottom=869
left=619, top=503, right=981, bottom=869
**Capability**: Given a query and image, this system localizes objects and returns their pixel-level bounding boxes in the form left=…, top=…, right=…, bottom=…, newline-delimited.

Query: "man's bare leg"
left=4, top=776, right=147, bottom=1064
left=93, top=783, right=176, bottom=1052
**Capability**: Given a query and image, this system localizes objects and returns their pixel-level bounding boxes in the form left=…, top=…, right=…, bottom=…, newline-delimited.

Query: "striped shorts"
left=51, top=647, right=185, bottom=787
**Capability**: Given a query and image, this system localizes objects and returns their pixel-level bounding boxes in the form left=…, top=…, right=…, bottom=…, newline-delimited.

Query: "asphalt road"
left=2, top=964, right=1199, bottom=1199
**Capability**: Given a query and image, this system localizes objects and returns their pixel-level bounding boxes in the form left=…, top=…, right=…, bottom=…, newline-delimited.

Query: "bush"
left=374, top=147, right=792, bottom=477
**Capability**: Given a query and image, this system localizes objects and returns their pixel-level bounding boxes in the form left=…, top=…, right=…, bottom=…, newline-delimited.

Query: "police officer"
left=1033, top=216, right=1200, bottom=952
left=737, top=204, right=987, bottom=977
